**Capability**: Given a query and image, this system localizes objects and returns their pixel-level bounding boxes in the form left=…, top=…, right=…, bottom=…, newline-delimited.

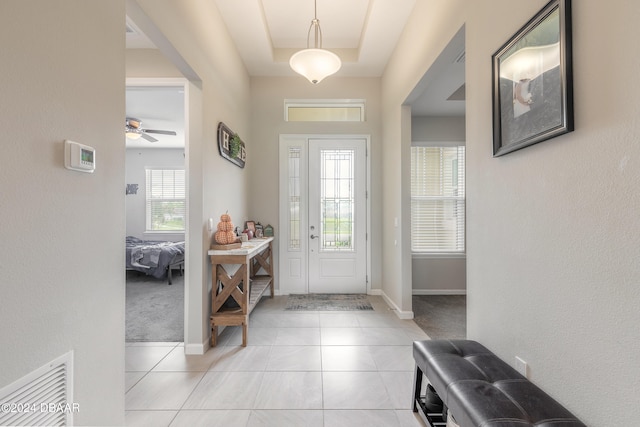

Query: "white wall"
left=249, top=76, right=383, bottom=292
left=385, top=0, right=640, bottom=424
left=465, top=1, right=640, bottom=424
left=412, top=258, right=466, bottom=294
left=125, top=148, right=185, bottom=241
left=412, top=116, right=466, bottom=294
left=412, top=116, right=465, bottom=143
left=133, top=0, right=251, bottom=352
left=0, top=1, right=125, bottom=425
left=382, top=0, right=467, bottom=315
left=125, top=49, right=183, bottom=78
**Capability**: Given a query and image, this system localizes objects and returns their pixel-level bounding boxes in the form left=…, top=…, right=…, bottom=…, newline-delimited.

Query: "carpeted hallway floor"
left=412, top=295, right=466, bottom=340
left=125, top=271, right=184, bottom=342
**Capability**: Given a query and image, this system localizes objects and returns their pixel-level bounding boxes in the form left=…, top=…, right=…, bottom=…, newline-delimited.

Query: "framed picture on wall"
left=492, top=0, right=573, bottom=157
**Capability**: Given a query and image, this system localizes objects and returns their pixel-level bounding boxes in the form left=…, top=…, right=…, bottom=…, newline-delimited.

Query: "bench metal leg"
left=413, top=364, right=423, bottom=412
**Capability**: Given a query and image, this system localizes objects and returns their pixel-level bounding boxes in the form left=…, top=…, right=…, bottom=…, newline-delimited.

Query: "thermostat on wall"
left=64, top=140, right=95, bottom=173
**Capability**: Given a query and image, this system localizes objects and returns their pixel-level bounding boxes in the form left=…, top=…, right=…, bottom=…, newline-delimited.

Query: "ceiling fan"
left=125, top=117, right=177, bottom=142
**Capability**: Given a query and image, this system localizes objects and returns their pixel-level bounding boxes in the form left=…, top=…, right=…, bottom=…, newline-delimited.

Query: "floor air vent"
left=0, top=351, right=74, bottom=426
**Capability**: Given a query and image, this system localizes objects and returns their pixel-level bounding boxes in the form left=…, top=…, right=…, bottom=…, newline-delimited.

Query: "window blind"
left=145, top=169, right=186, bottom=231
left=411, top=146, right=465, bottom=253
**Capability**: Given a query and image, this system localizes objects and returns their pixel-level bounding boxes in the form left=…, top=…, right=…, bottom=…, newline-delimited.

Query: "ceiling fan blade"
left=141, top=133, right=158, bottom=142
left=144, top=129, right=177, bottom=136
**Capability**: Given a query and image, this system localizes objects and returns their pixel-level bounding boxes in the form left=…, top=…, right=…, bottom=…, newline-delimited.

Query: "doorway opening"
left=405, top=25, right=467, bottom=339
left=125, top=83, right=186, bottom=343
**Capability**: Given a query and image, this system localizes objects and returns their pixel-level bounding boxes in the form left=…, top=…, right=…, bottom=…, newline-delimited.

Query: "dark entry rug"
left=412, top=295, right=466, bottom=340
left=285, top=294, right=374, bottom=311
left=126, top=271, right=184, bottom=342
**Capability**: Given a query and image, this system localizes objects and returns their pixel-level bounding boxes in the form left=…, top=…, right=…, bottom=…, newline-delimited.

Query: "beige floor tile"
left=125, top=372, right=204, bottom=410
left=360, top=327, right=414, bottom=346
left=274, top=328, right=321, bottom=345
left=320, top=327, right=365, bottom=345
left=209, top=346, right=272, bottom=371
left=251, top=313, right=320, bottom=328
left=125, top=372, right=147, bottom=393
left=222, top=326, right=279, bottom=346
left=153, top=346, right=224, bottom=372
left=123, top=294, right=430, bottom=422
left=324, top=410, right=401, bottom=427
left=318, top=313, right=360, bottom=328
left=396, top=409, right=429, bottom=427
left=170, top=409, right=251, bottom=427
left=322, top=372, right=393, bottom=409
left=321, top=346, right=377, bottom=371
left=254, top=372, right=323, bottom=409
left=247, top=410, right=323, bottom=427
left=125, top=410, right=177, bottom=427
left=380, top=371, right=415, bottom=409
left=183, top=371, right=264, bottom=409
left=266, top=346, right=322, bottom=371
left=125, top=346, right=174, bottom=372
left=356, top=312, right=411, bottom=328
left=369, top=345, right=415, bottom=371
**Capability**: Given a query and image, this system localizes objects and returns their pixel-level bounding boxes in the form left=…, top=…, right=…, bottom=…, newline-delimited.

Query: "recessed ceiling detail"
left=214, top=0, right=415, bottom=77
left=262, top=0, right=369, bottom=49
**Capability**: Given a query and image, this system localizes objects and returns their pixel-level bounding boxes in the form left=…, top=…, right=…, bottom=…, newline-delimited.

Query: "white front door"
left=279, top=135, right=368, bottom=294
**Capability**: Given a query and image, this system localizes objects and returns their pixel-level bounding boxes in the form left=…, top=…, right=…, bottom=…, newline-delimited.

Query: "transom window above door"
left=284, top=99, right=365, bottom=122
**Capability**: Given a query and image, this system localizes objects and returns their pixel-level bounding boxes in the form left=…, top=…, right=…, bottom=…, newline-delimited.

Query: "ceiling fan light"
left=126, top=129, right=142, bottom=140
left=290, top=48, right=341, bottom=84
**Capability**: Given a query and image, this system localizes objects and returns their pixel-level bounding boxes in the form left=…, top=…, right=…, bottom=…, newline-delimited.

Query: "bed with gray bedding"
left=126, top=236, right=185, bottom=284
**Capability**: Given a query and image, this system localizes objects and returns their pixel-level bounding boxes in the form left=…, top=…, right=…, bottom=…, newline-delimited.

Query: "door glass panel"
left=320, top=149, right=355, bottom=251
left=288, top=147, right=301, bottom=250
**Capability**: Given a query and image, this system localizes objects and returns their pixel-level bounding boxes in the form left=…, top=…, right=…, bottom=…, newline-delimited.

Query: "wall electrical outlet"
left=515, top=356, right=528, bottom=378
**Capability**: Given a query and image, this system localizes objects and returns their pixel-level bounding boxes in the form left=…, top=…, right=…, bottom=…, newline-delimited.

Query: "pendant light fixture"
left=289, top=0, right=341, bottom=84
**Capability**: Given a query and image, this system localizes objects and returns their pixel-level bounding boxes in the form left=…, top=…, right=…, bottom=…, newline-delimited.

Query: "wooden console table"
left=208, top=237, right=274, bottom=347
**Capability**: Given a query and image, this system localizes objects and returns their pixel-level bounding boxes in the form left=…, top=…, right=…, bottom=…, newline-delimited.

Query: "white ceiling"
left=125, top=0, right=465, bottom=148
left=125, top=86, right=185, bottom=149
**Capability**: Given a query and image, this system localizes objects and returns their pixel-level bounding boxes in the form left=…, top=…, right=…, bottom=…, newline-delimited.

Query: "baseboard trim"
left=184, top=341, right=208, bottom=355
left=380, top=290, right=414, bottom=320
left=413, top=289, right=467, bottom=295
left=368, top=288, right=382, bottom=296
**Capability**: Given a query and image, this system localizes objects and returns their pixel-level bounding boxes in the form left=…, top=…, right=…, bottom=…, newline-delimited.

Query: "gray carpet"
left=412, top=295, right=466, bottom=340
left=125, top=271, right=184, bottom=342
left=285, top=294, right=374, bottom=311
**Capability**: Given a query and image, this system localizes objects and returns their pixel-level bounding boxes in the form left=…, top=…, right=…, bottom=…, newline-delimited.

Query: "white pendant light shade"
left=290, top=48, right=341, bottom=84
left=290, top=0, right=341, bottom=84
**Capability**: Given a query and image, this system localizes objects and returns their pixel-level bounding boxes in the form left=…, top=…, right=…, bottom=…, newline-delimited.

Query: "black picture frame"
left=492, top=0, right=573, bottom=157
left=217, top=122, right=246, bottom=168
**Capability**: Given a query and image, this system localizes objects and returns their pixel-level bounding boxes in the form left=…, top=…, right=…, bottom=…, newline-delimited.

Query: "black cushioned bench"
left=413, top=340, right=586, bottom=427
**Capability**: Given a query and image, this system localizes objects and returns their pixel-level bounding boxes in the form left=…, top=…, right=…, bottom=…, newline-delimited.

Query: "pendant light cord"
left=308, top=0, right=322, bottom=49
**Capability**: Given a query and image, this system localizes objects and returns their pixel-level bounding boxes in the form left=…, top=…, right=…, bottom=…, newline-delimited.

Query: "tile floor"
left=125, top=295, right=430, bottom=427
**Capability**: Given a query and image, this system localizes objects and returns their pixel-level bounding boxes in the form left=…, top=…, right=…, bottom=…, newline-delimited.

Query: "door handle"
left=310, top=234, right=318, bottom=239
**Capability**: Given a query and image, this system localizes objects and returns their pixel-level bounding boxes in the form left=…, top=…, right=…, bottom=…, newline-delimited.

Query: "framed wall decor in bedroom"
left=492, top=0, right=573, bottom=157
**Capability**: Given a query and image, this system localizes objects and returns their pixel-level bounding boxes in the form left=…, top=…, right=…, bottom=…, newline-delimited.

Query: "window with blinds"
left=146, top=169, right=186, bottom=232
left=410, top=146, right=465, bottom=253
